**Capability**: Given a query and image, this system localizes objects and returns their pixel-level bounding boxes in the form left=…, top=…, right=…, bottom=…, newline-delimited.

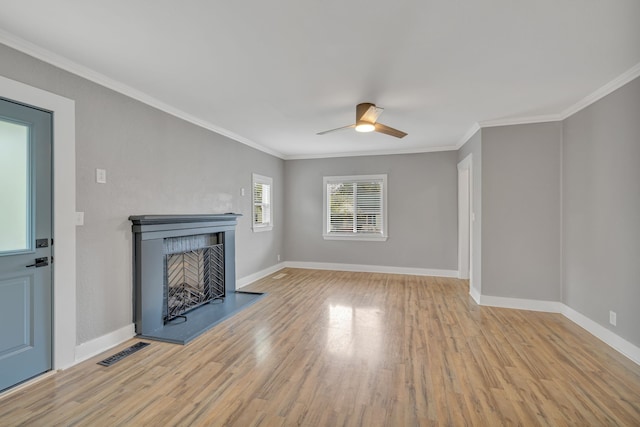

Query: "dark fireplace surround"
left=130, top=214, right=264, bottom=344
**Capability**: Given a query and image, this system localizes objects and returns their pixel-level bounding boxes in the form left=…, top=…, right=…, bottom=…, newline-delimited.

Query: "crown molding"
left=476, top=62, right=640, bottom=130
left=456, top=122, right=481, bottom=149
left=283, top=144, right=456, bottom=160
left=462, top=62, right=640, bottom=139
left=559, top=62, right=640, bottom=119
left=2, top=28, right=638, bottom=160
left=479, top=113, right=562, bottom=128
left=0, top=30, right=285, bottom=159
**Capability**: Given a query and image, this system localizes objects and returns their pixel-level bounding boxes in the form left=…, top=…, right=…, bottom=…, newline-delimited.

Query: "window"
left=252, top=173, right=273, bottom=232
left=323, top=174, right=387, bottom=241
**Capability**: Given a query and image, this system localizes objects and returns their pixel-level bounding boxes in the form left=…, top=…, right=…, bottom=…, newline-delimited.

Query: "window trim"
left=323, top=174, right=388, bottom=241
left=252, top=173, right=273, bottom=232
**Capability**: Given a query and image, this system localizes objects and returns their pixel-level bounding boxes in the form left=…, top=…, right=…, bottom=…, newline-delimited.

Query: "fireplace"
left=164, top=234, right=225, bottom=321
left=130, top=214, right=264, bottom=344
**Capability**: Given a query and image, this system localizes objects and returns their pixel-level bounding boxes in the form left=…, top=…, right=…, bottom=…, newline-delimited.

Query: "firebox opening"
left=163, top=233, right=224, bottom=323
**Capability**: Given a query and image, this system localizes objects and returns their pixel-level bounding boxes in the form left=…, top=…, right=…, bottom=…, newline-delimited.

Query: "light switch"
left=75, top=211, right=85, bottom=226
left=241, top=188, right=245, bottom=196
left=96, top=168, right=107, bottom=184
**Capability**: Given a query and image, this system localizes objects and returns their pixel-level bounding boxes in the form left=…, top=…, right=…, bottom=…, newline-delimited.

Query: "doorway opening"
left=457, top=154, right=472, bottom=289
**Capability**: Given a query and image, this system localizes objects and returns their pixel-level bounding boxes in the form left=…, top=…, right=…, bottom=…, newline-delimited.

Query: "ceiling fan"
left=317, top=102, right=408, bottom=138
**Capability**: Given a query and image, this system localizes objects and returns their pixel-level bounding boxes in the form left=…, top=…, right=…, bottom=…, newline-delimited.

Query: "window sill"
left=252, top=225, right=273, bottom=233
left=323, top=234, right=388, bottom=242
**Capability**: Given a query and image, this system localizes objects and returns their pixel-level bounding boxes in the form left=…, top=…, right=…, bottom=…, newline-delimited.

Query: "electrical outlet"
left=609, top=310, right=617, bottom=326
left=277, top=254, right=281, bottom=262
left=96, top=168, right=107, bottom=184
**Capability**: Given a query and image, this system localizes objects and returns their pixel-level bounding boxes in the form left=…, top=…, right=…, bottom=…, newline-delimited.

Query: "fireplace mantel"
left=130, top=213, right=242, bottom=231
left=129, top=213, right=263, bottom=344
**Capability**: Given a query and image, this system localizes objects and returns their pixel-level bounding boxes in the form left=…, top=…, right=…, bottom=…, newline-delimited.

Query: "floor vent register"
left=97, top=342, right=150, bottom=367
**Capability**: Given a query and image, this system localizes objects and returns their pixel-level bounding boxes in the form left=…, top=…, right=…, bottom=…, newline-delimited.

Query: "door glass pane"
left=0, top=118, right=31, bottom=254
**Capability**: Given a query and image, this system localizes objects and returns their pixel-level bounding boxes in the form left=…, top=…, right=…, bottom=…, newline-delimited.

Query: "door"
left=458, top=167, right=470, bottom=279
left=0, top=98, right=52, bottom=392
left=458, top=154, right=473, bottom=290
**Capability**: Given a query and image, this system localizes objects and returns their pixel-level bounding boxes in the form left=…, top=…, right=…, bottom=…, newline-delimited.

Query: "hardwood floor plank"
left=1, top=268, right=639, bottom=426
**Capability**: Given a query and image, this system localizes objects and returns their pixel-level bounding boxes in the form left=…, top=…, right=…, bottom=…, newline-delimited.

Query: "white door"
left=458, top=167, right=470, bottom=279
left=458, top=154, right=473, bottom=288
left=0, top=97, right=53, bottom=392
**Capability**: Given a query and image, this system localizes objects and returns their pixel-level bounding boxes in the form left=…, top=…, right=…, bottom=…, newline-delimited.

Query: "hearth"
left=129, top=214, right=264, bottom=344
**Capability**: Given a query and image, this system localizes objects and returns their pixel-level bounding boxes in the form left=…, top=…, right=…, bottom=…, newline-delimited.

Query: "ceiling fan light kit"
left=355, top=122, right=375, bottom=132
left=318, top=102, right=407, bottom=138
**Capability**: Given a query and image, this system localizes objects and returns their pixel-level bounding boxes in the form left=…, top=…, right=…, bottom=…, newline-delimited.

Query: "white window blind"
left=323, top=174, right=387, bottom=241
left=252, top=173, right=272, bottom=232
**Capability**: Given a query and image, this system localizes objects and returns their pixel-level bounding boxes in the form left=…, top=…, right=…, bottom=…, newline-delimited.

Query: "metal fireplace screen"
left=164, top=243, right=224, bottom=322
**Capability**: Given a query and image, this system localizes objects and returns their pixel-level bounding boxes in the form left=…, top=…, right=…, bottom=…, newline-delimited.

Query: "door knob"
left=26, top=257, right=49, bottom=268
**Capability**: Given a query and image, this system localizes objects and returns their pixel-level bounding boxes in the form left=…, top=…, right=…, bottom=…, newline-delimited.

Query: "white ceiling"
left=1, top=1, right=639, bottom=159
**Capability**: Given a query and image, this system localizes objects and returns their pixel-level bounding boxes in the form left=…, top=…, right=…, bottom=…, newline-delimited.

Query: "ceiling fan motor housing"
left=356, top=103, right=375, bottom=122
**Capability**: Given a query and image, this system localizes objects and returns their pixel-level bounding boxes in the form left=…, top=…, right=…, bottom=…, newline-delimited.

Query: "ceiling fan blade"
left=374, top=123, right=407, bottom=138
left=316, top=124, right=356, bottom=135
left=356, top=103, right=384, bottom=123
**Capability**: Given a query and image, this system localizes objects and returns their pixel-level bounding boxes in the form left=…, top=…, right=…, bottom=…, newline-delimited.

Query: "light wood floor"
left=1, top=268, right=639, bottom=426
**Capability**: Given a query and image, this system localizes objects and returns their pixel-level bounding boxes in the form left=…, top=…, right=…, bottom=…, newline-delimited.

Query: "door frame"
left=0, top=75, right=76, bottom=370
left=457, top=154, right=473, bottom=287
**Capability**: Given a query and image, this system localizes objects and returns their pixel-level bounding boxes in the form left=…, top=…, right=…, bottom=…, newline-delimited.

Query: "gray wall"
left=456, top=77, right=639, bottom=348
left=3, top=38, right=638, bottom=351
left=563, top=77, right=640, bottom=346
left=284, top=152, right=459, bottom=270
left=458, top=130, right=482, bottom=296
left=481, top=123, right=562, bottom=300
left=0, top=43, right=284, bottom=344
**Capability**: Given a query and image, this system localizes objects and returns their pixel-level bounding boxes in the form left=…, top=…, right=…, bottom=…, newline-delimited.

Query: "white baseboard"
left=477, top=295, right=640, bottom=366
left=73, top=268, right=638, bottom=371
left=74, top=323, right=135, bottom=364
left=469, top=286, right=481, bottom=304
left=479, top=295, right=564, bottom=313
left=283, top=261, right=458, bottom=278
left=561, top=305, right=640, bottom=365
left=236, top=263, right=286, bottom=289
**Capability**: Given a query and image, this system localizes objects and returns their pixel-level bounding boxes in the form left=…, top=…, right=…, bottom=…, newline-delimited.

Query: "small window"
left=323, top=174, right=388, bottom=241
left=252, top=173, right=273, bottom=232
